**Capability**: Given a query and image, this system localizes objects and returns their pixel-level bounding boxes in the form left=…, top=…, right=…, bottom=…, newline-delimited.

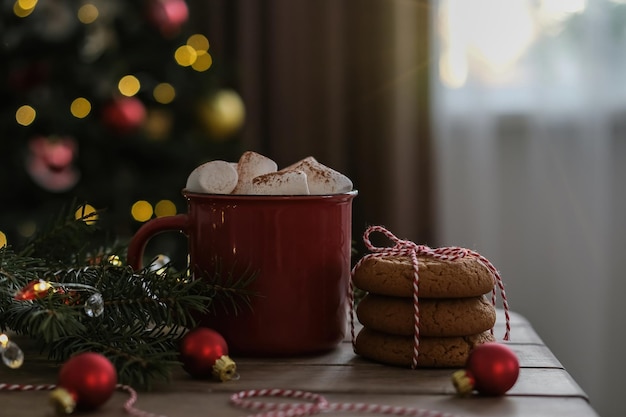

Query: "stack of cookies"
left=353, top=254, right=497, bottom=367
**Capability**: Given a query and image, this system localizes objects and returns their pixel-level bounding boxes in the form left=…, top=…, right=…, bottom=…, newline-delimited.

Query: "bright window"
left=434, top=0, right=626, bottom=114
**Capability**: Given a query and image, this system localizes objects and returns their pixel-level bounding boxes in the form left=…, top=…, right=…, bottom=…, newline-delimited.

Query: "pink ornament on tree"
left=147, top=0, right=189, bottom=38
left=26, top=136, right=80, bottom=192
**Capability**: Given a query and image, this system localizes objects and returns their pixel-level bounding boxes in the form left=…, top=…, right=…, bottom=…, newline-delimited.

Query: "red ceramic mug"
left=127, top=189, right=357, bottom=356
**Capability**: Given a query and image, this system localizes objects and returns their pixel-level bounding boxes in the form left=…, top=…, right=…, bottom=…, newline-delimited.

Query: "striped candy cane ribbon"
left=2, top=383, right=463, bottom=417
left=349, top=225, right=511, bottom=369
left=0, top=383, right=56, bottom=392
left=0, top=382, right=164, bottom=417
left=230, top=388, right=461, bottom=417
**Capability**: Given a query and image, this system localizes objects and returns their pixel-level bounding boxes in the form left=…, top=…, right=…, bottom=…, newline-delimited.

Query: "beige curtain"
left=198, top=0, right=432, bottom=247
left=432, top=2, right=626, bottom=415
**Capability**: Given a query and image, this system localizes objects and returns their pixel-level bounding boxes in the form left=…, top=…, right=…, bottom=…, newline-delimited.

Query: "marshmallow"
left=232, top=151, right=278, bottom=194
left=284, top=156, right=353, bottom=194
left=185, top=160, right=238, bottom=194
left=252, top=170, right=310, bottom=195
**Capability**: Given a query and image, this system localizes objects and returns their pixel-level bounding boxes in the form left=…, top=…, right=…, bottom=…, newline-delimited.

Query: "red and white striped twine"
left=229, top=388, right=461, bottom=417
left=119, top=384, right=168, bottom=417
left=1, top=384, right=461, bottom=417
left=350, top=225, right=511, bottom=369
left=0, top=382, right=164, bottom=417
left=0, top=383, right=56, bottom=391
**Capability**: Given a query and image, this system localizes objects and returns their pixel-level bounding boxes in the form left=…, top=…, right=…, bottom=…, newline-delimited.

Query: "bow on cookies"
left=349, top=225, right=511, bottom=369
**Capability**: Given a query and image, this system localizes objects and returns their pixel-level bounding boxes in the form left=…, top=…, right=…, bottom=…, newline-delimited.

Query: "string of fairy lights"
left=0, top=206, right=179, bottom=369
left=2, top=0, right=218, bottom=248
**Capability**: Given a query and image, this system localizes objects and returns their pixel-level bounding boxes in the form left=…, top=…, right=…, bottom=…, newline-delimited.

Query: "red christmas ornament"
left=452, top=342, right=519, bottom=396
left=102, top=96, right=146, bottom=134
left=50, top=352, right=117, bottom=414
left=179, top=327, right=237, bottom=382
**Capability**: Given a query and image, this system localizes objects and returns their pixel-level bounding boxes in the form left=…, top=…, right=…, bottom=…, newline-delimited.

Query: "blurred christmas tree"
left=0, top=0, right=246, bottom=256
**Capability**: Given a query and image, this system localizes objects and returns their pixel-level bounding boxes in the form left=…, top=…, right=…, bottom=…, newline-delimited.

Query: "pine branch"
left=201, top=256, right=258, bottom=316
left=18, top=202, right=102, bottom=264
left=48, top=321, right=184, bottom=389
left=3, top=300, right=87, bottom=343
left=0, top=203, right=257, bottom=388
left=0, top=248, right=47, bottom=330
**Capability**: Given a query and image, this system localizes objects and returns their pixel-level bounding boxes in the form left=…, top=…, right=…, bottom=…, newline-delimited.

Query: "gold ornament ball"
left=199, top=89, right=246, bottom=140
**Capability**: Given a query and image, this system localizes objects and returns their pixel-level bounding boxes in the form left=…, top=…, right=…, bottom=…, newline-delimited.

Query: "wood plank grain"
left=1, top=310, right=597, bottom=417
left=193, top=366, right=588, bottom=398
left=0, top=390, right=599, bottom=417
left=5, top=347, right=584, bottom=399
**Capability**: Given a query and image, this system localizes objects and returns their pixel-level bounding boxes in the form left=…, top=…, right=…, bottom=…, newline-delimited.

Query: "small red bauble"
left=102, top=96, right=146, bottom=134
left=179, top=327, right=237, bottom=382
left=452, top=342, right=520, bottom=396
left=50, top=352, right=117, bottom=414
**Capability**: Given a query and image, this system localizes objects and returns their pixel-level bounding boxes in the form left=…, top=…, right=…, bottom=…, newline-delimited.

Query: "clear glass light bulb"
left=2, top=341, right=24, bottom=369
left=84, top=292, right=104, bottom=317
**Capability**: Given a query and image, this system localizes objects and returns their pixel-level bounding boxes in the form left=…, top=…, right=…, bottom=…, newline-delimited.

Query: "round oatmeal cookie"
left=356, top=294, right=496, bottom=337
left=354, top=327, right=496, bottom=368
left=352, top=255, right=494, bottom=298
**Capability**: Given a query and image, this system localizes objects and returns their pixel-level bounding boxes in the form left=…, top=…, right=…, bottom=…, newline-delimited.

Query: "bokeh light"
left=18, top=0, right=37, bottom=8
left=17, top=221, right=36, bottom=239
left=14, top=0, right=37, bottom=17
left=107, top=255, right=123, bottom=266
left=191, top=51, right=212, bottom=72
left=187, top=34, right=209, bottom=52
left=153, top=83, right=176, bottom=104
left=174, top=45, right=197, bottom=67
left=75, top=204, right=98, bottom=225
left=143, top=108, right=173, bottom=141
left=131, top=200, right=153, bottom=222
left=155, top=200, right=177, bottom=217
left=183, top=33, right=212, bottom=72
left=70, top=97, right=92, bottom=118
left=16, top=105, right=36, bottom=126
left=118, top=75, right=141, bottom=97
left=77, top=3, right=99, bottom=24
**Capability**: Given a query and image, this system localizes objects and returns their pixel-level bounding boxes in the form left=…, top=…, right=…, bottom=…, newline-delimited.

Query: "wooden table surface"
left=2, top=310, right=599, bottom=417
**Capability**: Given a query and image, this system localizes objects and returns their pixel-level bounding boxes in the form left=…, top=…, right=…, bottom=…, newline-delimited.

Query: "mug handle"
left=127, top=213, right=189, bottom=270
